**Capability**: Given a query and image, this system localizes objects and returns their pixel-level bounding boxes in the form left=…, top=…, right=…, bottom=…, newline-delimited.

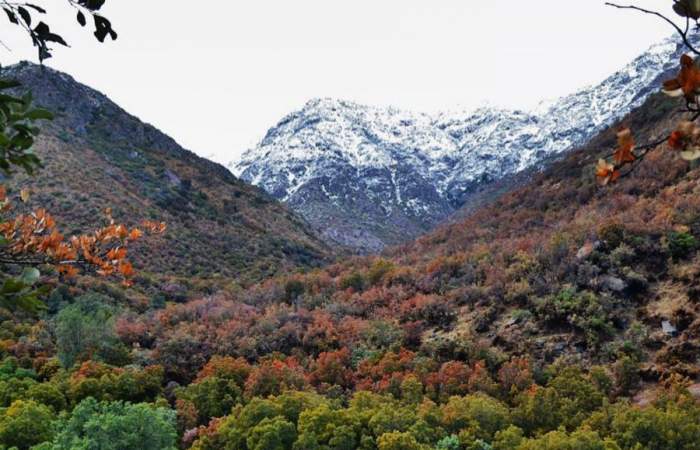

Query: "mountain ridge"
left=0, top=61, right=333, bottom=291
left=233, top=35, right=689, bottom=253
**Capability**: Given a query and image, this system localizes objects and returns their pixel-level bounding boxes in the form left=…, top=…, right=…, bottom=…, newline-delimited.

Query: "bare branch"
left=605, top=2, right=700, bottom=55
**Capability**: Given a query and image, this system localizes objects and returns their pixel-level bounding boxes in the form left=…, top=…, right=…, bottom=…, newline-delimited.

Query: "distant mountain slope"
left=1, top=62, right=332, bottom=285
left=378, top=91, right=700, bottom=375
left=226, top=89, right=700, bottom=382
left=233, top=36, right=688, bottom=253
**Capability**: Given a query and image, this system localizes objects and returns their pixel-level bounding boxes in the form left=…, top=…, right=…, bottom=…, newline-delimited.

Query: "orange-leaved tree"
left=597, top=1, right=700, bottom=184
left=0, top=81, right=166, bottom=312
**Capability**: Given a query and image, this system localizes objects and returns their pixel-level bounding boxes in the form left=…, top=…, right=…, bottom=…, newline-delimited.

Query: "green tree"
left=26, top=382, right=67, bottom=412
left=54, top=294, right=120, bottom=368
left=367, top=404, right=417, bottom=437
left=246, top=416, right=297, bottom=450
left=192, top=398, right=285, bottom=450
left=0, top=399, right=54, bottom=449
left=176, top=376, right=243, bottom=425
left=376, top=431, right=427, bottom=450
left=284, top=279, right=305, bottom=307
left=612, top=356, right=640, bottom=397
left=272, top=391, right=329, bottom=426
left=492, top=425, right=524, bottom=450
left=601, top=402, right=700, bottom=450
left=367, top=259, right=394, bottom=285
left=517, top=429, right=619, bottom=450
left=339, top=272, right=365, bottom=292
left=48, top=397, right=177, bottom=450
left=0, top=376, right=35, bottom=407
left=400, top=375, right=424, bottom=405
left=514, top=367, right=604, bottom=434
left=441, top=394, right=511, bottom=440
left=295, top=404, right=357, bottom=450
left=435, top=435, right=461, bottom=450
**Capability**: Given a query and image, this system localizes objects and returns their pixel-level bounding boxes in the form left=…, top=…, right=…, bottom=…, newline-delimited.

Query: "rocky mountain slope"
left=230, top=89, right=699, bottom=384
left=381, top=91, right=699, bottom=379
left=1, top=62, right=332, bottom=287
left=233, top=36, right=688, bottom=253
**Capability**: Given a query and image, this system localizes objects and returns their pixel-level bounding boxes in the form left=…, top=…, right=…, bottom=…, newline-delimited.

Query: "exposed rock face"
left=233, top=36, right=692, bottom=253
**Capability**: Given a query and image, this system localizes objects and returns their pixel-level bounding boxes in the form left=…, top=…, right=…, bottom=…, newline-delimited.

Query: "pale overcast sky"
left=0, top=1, right=676, bottom=164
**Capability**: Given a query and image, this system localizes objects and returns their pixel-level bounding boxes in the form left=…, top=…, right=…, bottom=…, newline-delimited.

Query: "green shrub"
left=667, top=231, right=698, bottom=260
left=612, top=356, right=640, bottom=397
left=537, top=288, right=615, bottom=348
left=598, top=223, right=625, bottom=249
left=339, top=272, right=366, bottom=292
left=284, top=279, right=305, bottom=305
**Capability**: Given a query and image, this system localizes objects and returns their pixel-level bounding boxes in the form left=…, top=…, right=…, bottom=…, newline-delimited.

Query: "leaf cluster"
left=1, top=0, right=116, bottom=61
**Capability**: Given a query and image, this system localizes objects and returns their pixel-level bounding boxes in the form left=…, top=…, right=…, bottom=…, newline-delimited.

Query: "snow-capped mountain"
left=233, top=36, right=688, bottom=253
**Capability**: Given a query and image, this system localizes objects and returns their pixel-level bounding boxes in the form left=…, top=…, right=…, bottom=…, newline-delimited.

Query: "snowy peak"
left=233, top=35, right=691, bottom=253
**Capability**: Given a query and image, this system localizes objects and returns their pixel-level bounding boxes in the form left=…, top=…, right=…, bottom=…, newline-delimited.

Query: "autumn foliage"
left=0, top=190, right=166, bottom=286
left=596, top=3, right=700, bottom=183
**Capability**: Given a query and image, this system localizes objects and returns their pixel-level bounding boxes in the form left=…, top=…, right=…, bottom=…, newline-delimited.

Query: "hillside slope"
left=184, top=90, right=700, bottom=383
left=1, top=62, right=332, bottom=285
left=1, top=53, right=699, bottom=450
left=233, top=36, right=690, bottom=253
left=388, top=91, right=699, bottom=376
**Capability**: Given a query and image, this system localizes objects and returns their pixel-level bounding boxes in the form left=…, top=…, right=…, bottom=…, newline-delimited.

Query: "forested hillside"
left=2, top=71, right=698, bottom=450
left=1, top=62, right=332, bottom=288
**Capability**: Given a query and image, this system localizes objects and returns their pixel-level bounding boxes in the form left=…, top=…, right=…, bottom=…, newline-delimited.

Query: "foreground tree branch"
left=605, top=2, right=700, bottom=55
left=596, top=2, right=700, bottom=185
left=0, top=0, right=116, bottom=61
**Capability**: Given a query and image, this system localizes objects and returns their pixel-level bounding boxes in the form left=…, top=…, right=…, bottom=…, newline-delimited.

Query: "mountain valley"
left=0, top=8, right=699, bottom=448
